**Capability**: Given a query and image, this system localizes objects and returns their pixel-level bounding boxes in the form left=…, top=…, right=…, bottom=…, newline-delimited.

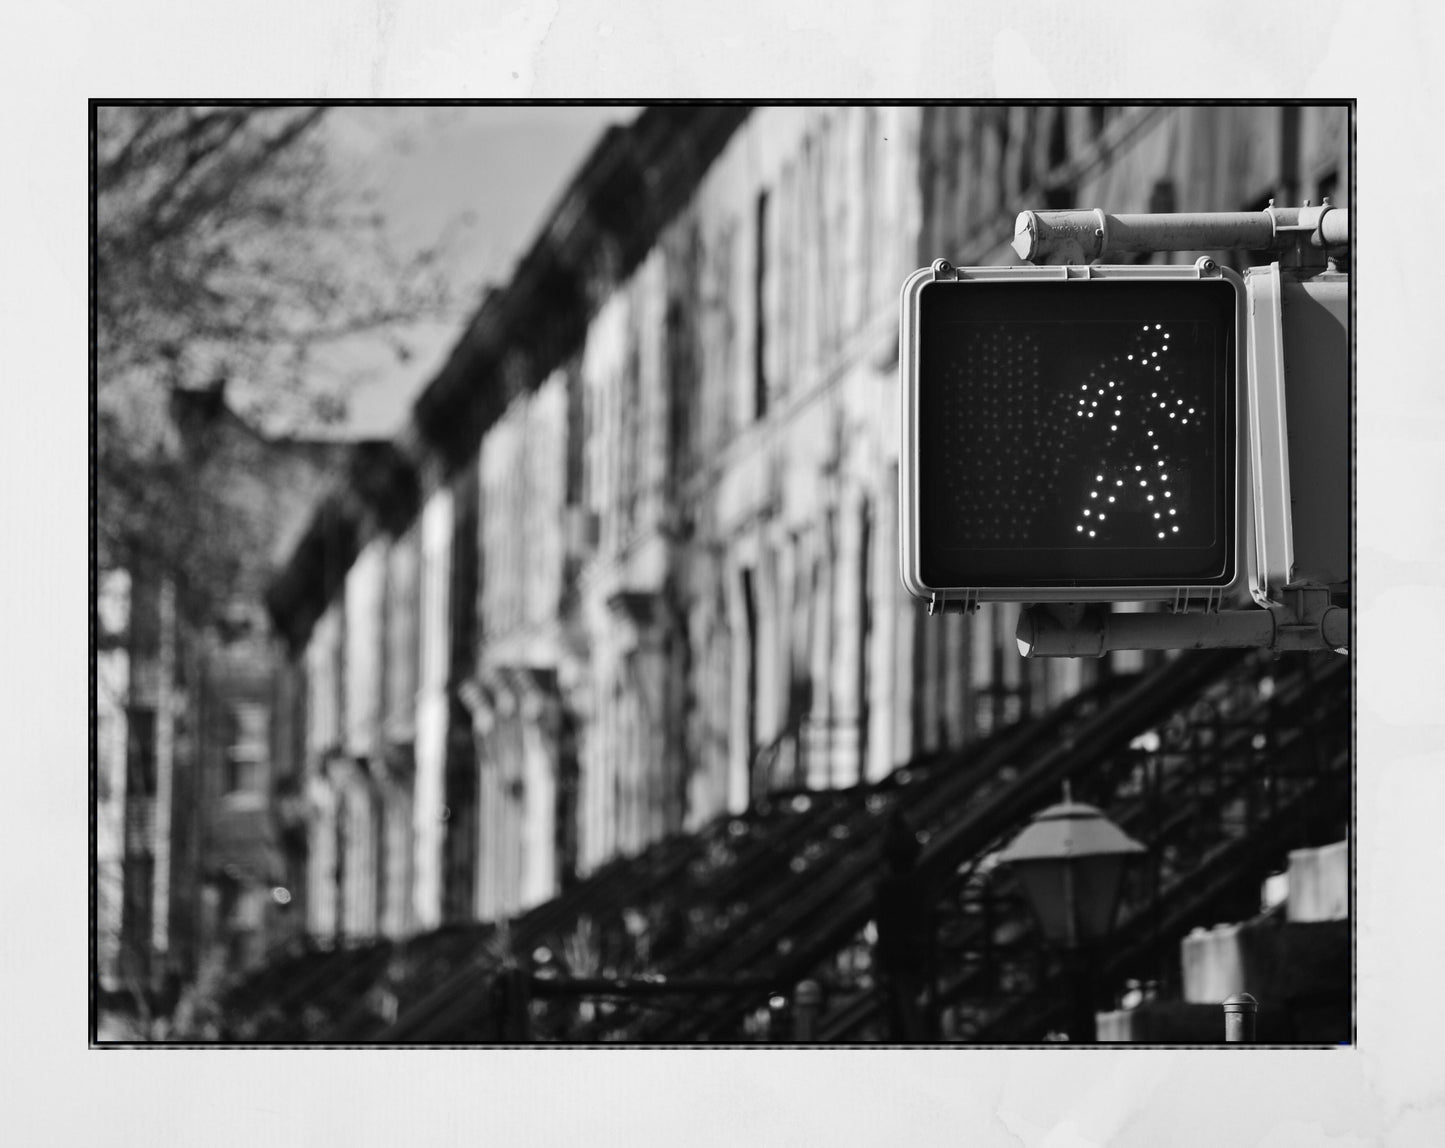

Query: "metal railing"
left=218, top=647, right=1346, bottom=1044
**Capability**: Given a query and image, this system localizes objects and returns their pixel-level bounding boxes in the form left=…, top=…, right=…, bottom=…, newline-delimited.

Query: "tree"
left=94, top=104, right=449, bottom=608
left=95, top=108, right=469, bottom=1037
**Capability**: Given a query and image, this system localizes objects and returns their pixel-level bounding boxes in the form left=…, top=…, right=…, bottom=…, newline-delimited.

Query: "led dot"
left=1077, top=525, right=1084, bottom=532
left=1152, top=351, right=1158, bottom=358
left=1098, top=513, right=1106, bottom=520
left=1088, top=530, right=1096, bottom=538
left=1088, top=412, right=1094, bottom=417
left=1090, top=491, right=1098, bottom=498
left=1091, top=401, right=1098, bottom=407
left=1164, top=491, right=1172, bottom=498
left=1168, top=508, right=1176, bottom=516
left=1111, top=424, right=1118, bottom=431
left=1139, top=480, right=1147, bottom=486
left=1147, top=494, right=1154, bottom=501
left=1154, top=512, right=1161, bottom=519
left=1108, top=496, right=1116, bottom=503
left=1155, top=365, right=1161, bottom=371
left=1158, top=532, right=1166, bottom=539
left=1188, top=408, right=1195, bottom=414
left=1127, top=354, right=1134, bottom=360
left=1155, top=324, right=1162, bottom=330
left=1116, top=480, right=1124, bottom=486
left=1134, top=465, right=1142, bottom=471
left=1147, top=430, right=1154, bottom=437
left=1084, top=509, right=1091, bottom=516
left=1172, top=525, right=1179, bottom=533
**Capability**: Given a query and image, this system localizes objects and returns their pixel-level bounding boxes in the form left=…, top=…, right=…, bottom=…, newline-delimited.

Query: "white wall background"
left=14, top=4, right=1445, bottom=1146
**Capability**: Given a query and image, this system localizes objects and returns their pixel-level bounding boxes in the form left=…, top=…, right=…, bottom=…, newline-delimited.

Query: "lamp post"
left=997, top=789, right=1145, bottom=1042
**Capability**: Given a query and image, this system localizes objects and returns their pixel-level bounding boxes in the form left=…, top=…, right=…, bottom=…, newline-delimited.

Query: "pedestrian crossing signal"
left=899, top=261, right=1249, bottom=606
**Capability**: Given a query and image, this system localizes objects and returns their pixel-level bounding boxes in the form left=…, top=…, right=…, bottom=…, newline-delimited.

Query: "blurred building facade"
left=265, top=105, right=1349, bottom=968
left=95, top=384, right=345, bottom=1025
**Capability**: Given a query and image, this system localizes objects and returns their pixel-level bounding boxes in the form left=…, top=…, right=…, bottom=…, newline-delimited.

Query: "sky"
left=316, top=104, right=639, bottom=438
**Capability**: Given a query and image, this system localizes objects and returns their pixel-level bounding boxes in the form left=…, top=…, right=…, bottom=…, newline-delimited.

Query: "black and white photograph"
left=91, top=102, right=1353, bottom=1047
left=1, top=8, right=1424, bottom=1132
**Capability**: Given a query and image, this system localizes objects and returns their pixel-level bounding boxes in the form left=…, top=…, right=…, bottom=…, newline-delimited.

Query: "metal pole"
left=1015, top=606, right=1349, bottom=658
left=793, top=979, right=822, bottom=1042
left=1068, top=947, right=1098, bottom=1043
left=499, top=967, right=532, bottom=1042
left=1317, top=209, right=1350, bottom=248
left=527, top=975, right=780, bottom=998
left=1012, top=207, right=1349, bottom=265
left=1222, top=992, right=1258, bottom=1043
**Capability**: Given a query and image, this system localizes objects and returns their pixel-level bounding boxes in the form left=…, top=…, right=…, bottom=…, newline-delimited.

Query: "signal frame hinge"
left=1171, top=586, right=1226, bottom=615
left=929, top=590, right=979, bottom=616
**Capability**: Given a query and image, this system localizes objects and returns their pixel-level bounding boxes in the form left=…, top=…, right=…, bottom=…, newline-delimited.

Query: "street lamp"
left=997, top=789, right=1145, bottom=1041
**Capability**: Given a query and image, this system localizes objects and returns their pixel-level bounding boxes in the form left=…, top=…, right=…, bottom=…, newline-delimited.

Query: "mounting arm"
left=1012, top=204, right=1349, bottom=266
left=1016, top=597, right=1348, bottom=658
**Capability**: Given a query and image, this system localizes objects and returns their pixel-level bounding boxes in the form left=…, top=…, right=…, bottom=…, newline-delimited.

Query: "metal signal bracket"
left=929, top=589, right=979, bottom=616
left=1171, top=585, right=1227, bottom=615
left=1014, top=597, right=1348, bottom=658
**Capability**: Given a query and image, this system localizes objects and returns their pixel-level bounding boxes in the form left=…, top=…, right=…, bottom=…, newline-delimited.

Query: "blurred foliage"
left=94, top=105, right=451, bottom=612
left=95, top=106, right=452, bottom=427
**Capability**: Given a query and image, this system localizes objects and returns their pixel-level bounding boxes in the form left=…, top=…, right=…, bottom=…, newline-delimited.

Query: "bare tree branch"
left=95, top=103, right=455, bottom=618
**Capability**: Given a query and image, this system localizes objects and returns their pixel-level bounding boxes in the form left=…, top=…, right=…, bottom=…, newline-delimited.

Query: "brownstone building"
left=242, top=104, right=1349, bottom=1043
left=95, top=383, right=345, bottom=1033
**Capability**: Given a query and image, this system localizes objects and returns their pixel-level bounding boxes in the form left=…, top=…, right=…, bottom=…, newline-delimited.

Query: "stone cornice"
left=267, top=106, right=752, bottom=652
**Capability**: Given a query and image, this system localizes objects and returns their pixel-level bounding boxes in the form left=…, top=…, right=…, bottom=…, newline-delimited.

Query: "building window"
left=126, top=706, right=157, bottom=797
left=96, top=569, right=131, bottom=649
left=754, top=190, right=770, bottom=421
left=741, top=566, right=760, bottom=789
left=218, top=599, right=256, bottom=645
left=97, top=711, right=118, bottom=803
left=225, top=703, right=269, bottom=796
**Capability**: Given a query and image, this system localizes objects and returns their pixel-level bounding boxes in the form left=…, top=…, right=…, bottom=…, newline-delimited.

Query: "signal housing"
left=899, top=260, right=1249, bottom=610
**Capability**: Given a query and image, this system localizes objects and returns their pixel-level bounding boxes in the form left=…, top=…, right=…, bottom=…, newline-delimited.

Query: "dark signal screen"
left=917, top=278, right=1237, bottom=589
